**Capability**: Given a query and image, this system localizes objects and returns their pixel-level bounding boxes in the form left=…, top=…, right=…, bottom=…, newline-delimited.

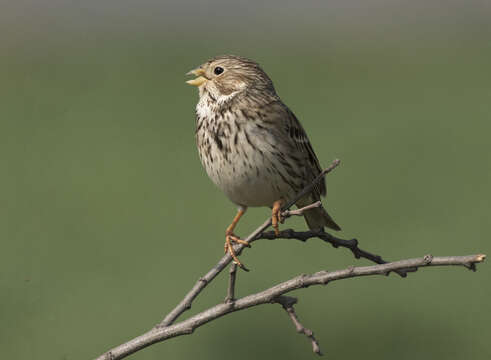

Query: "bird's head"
left=186, top=55, right=276, bottom=105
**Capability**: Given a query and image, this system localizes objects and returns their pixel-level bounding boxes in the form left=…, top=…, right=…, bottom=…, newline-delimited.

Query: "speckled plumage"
left=189, top=55, right=340, bottom=232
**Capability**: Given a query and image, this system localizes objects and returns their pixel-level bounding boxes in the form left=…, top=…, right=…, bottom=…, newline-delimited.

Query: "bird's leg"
left=272, top=199, right=284, bottom=236
left=224, top=208, right=250, bottom=269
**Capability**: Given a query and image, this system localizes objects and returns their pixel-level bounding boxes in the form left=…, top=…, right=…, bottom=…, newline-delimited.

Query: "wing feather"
left=280, top=103, right=327, bottom=198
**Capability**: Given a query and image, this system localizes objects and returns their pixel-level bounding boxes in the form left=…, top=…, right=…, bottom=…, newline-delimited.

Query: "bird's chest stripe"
left=212, top=130, right=223, bottom=150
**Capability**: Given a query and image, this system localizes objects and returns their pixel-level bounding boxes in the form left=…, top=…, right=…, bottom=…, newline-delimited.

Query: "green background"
left=1, top=1, right=490, bottom=359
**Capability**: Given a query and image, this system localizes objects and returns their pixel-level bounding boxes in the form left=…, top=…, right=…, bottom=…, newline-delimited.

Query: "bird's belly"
left=221, top=166, right=287, bottom=207
left=199, top=138, right=295, bottom=207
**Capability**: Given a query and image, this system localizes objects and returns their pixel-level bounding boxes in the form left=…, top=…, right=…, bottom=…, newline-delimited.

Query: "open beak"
left=186, top=68, right=207, bottom=86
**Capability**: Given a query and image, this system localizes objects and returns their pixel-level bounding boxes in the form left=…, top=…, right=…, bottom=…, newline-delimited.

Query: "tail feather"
left=303, top=205, right=341, bottom=232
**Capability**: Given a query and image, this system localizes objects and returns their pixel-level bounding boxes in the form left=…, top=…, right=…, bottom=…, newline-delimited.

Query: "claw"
left=228, top=234, right=251, bottom=247
left=225, top=234, right=250, bottom=271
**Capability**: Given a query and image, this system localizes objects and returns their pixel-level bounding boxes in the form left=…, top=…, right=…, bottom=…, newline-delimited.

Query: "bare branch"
left=224, top=263, right=238, bottom=303
left=258, top=229, right=416, bottom=277
left=95, top=254, right=485, bottom=360
left=282, top=201, right=322, bottom=218
left=94, top=159, right=485, bottom=360
left=275, top=296, right=322, bottom=355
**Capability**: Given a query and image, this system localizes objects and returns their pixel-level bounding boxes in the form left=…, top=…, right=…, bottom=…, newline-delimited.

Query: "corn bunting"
left=187, top=55, right=340, bottom=269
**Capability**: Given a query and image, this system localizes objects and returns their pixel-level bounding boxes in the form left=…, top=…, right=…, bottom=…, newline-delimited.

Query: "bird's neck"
left=196, top=89, right=239, bottom=120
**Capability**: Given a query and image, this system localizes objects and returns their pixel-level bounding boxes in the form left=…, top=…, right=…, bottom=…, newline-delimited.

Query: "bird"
left=186, top=55, right=340, bottom=269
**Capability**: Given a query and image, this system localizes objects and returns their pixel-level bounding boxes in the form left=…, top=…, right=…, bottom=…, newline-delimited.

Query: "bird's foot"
left=272, top=199, right=284, bottom=236
left=224, top=231, right=250, bottom=271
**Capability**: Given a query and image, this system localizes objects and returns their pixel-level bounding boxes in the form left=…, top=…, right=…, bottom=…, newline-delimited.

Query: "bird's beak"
left=186, top=68, right=207, bottom=86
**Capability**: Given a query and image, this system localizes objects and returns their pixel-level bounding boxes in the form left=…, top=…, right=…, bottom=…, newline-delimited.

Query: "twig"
left=282, top=201, right=322, bottom=219
left=224, top=263, right=238, bottom=303
left=275, top=296, right=322, bottom=355
left=95, top=254, right=485, bottom=360
left=263, top=229, right=414, bottom=275
left=157, top=159, right=341, bottom=327
left=258, top=229, right=416, bottom=277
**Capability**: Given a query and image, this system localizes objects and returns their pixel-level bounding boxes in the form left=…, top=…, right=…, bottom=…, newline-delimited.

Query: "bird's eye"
left=214, top=66, right=224, bottom=75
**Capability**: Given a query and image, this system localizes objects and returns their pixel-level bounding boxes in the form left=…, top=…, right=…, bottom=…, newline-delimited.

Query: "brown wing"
left=280, top=104, right=341, bottom=231
left=251, top=97, right=327, bottom=198
left=281, top=104, right=326, bottom=198
left=254, top=99, right=340, bottom=231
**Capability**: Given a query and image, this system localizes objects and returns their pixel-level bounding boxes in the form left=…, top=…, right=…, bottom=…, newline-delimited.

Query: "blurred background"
left=1, top=1, right=490, bottom=359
